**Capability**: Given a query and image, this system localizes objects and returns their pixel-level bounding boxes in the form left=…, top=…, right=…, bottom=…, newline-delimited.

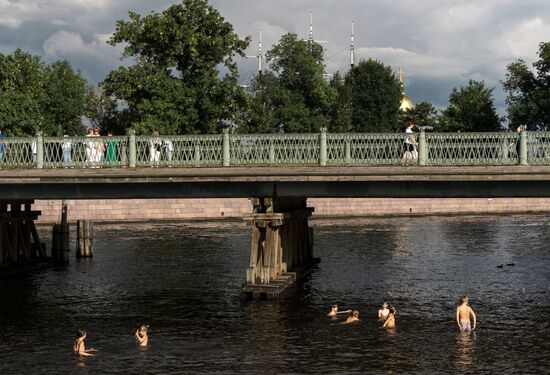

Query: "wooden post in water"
left=76, top=220, right=93, bottom=258
left=51, top=223, right=69, bottom=265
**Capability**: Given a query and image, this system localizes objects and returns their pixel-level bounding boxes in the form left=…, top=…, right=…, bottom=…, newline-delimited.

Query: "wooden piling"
left=76, top=220, right=93, bottom=258
left=242, top=197, right=319, bottom=299
left=51, top=223, right=69, bottom=265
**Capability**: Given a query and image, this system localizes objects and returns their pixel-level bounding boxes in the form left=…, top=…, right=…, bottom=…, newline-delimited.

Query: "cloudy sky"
left=1, top=0, right=548, bottom=115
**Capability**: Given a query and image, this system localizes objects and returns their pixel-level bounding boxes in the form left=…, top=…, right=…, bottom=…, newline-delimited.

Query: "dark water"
left=1, top=215, right=550, bottom=374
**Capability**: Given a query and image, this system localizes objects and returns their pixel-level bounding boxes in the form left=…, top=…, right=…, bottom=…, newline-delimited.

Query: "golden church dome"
left=398, top=67, right=413, bottom=111
left=400, top=94, right=414, bottom=111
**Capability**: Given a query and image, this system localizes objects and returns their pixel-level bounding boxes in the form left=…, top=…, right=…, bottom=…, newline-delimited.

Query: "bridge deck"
left=2, top=166, right=550, bottom=199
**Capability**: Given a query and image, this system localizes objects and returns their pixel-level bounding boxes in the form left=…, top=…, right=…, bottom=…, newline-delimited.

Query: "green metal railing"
left=0, top=130, right=549, bottom=169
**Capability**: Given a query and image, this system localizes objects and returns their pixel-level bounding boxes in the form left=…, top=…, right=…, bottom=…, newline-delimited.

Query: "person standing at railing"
left=62, top=129, right=73, bottom=167
left=150, top=131, right=161, bottom=167
left=85, top=128, right=94, bottom=167
left=30, top=136, right=37, bottom=164
left=105, top=131, right=117, bottom=167
left=164, top=138, right=174, bottom=165
left=93, top=127, right=105, bottom=166
left=0, top=129, right=5, bottom=166
left=511, top=125, right=525, bottom=160
left=401, top=121, right=418, bottom=163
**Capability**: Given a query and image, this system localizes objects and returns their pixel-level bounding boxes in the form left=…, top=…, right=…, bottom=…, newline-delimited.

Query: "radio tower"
left=350, top=21, right=355, bottom=68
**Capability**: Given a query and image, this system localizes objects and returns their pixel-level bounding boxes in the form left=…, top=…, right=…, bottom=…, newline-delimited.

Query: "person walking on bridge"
left=401, top=121, right=417, bottom=163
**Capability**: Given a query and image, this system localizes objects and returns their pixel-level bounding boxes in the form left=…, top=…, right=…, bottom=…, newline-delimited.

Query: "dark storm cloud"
left=1, top=0, right=549, bottom=114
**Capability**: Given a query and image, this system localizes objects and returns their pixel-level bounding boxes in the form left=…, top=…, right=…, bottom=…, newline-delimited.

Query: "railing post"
left=269, top=140, right=275, bottom=164
left=345, top=140, right=351, bottom=165
left=36, top=133, right=44, bottom=169
left=222, top=128, right=230, bottom=167
left=418, top=130, right=427, bottom=166
left=194, top=144, right=201, bottom=166
left=319, top=127, right=327, bottom=166
left=501, top=141, right=509, bottom=164
left=520, top=130, right=528, bottom=166
left=128, top=130, right=136, bottom=168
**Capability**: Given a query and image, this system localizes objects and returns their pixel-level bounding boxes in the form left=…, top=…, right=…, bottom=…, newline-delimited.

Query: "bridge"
left=2, top=130, right=550, bottom=297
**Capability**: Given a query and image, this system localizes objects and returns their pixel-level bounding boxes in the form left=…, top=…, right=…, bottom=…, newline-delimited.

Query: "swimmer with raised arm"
left=73, top=330, right=97, bottom=356
left=378, top=301, right=390, bottom=320
left=327, top=304, right=352, bottom=318
left=382, top=307, right=396, bottom=328
left=135, top=325, right=149, bottom=347
left=456, top=295, right=476, bottom=332
left=341, top=310, right=360, bottom=324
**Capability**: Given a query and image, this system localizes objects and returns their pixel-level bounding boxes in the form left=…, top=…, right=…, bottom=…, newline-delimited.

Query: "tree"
left=345, top=59, right=402, bottom=132
left=43, top=60, right=89, bottom=135
left=0, top=49, right=88, bottom=136
left=327, top=73, right=352, bottom=133
left=441, top=80, right=502, bottom=132
left=503, top=41, right=550, bottom=130
left=102, top=0, right=250, bottom=134
left=401, top=101, right=440, bottom=130
left=245, top=33, right=333, bottom=133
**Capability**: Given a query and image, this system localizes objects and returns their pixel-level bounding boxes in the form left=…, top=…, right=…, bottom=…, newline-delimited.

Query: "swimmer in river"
left=341, top=310, right=360, bottom=324
left=382, top=307, right=396, bottom=328
left=378, top=301, right=390, bottom=320
left=456, top=295, right=476, bottom=332
left=135, top=325, right=149, bottom=347
left=73, top=330, right=97, bottom=356
left=327, top=304, right=352, bottom=318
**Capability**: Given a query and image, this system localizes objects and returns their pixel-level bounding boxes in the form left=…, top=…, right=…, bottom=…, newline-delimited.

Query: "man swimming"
left=378, top=301, right=390, bottom=320
left=73, top=330, right=97, bottom=356
left=341, top=310, right=360, bottom=324
left=456, top=295, right=476, bottom=332
left=327, top=304, right=351, bottom=318
left=382, top=307, right=396, bottom=328
left=135, top=325, right=149, bottom=347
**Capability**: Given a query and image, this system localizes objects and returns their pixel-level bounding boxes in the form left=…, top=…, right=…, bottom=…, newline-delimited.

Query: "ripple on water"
left=0, top=215, right=549, bottom=373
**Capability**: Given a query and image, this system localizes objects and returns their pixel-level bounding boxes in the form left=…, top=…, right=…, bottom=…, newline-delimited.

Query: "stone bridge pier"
left=242, top=197, right=320, bottom=299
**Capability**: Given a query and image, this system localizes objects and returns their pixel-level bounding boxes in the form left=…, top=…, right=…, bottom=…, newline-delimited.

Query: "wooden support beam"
left=30, top=221, right=45, bottom=257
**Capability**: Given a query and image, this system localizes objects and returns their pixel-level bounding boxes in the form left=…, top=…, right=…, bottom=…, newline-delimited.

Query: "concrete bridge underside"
left=1, top=166, right=550, bottom=200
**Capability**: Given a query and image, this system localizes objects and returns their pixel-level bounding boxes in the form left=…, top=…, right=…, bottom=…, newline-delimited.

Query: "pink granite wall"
left=34, top=197, right=550, bottom=223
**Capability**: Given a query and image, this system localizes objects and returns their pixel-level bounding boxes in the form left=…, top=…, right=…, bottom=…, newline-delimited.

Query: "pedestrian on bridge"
left=401, top=121, right=418, bottom=163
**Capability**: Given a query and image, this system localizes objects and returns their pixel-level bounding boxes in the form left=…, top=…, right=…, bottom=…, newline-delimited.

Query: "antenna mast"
left=350, top=21, right=355, bottom=68
left=258, top=29, right=263, bottom=76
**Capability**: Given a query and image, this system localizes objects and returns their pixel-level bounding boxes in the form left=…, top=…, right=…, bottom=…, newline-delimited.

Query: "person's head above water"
left=461, top=295, right=469, bottom=304
left=390, top=307, right=396, bottom=315
left=382, top=301, right=388, bottom=308
left=76, top=330, right=86, bottom=339
left=352, top=310, right=359, bottom=318
left=139, top=325, right=149, bottom=332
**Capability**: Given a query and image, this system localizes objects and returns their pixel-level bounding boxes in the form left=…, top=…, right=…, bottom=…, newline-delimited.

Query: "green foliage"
left=345, top=59, right=402, bottom=132
left=245, top=33, right=333, bottom=133
left=401, top=101, right=440, bottom=130
left=327, top=73, right=352, bottom=132
left=43, top=61, right=89, bottom=135
left=103, top=0, right=250, bottom=134
left=0, top=49, right=88, bottom=136
left=503, top=42, right=550, bottom=130
left=441, top=80, right=502, bottom=132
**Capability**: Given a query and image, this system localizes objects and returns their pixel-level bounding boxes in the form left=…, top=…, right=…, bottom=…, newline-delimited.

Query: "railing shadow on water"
left=0, top=131, right=549, bottom=169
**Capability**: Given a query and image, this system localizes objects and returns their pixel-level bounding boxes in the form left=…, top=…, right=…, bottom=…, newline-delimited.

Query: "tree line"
left=0, top=0, right=548, bottom=136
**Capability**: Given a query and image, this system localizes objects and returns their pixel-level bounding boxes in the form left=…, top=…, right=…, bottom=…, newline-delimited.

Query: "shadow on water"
left=0, top=215, right=549, bottom=373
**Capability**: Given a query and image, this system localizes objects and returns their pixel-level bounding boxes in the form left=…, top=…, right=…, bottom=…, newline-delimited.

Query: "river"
left=0, top=215, right=549, bottom=374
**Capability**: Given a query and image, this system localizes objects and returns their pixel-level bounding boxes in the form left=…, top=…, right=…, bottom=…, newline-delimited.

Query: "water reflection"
left=455, top=331, right=477, bottom=366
